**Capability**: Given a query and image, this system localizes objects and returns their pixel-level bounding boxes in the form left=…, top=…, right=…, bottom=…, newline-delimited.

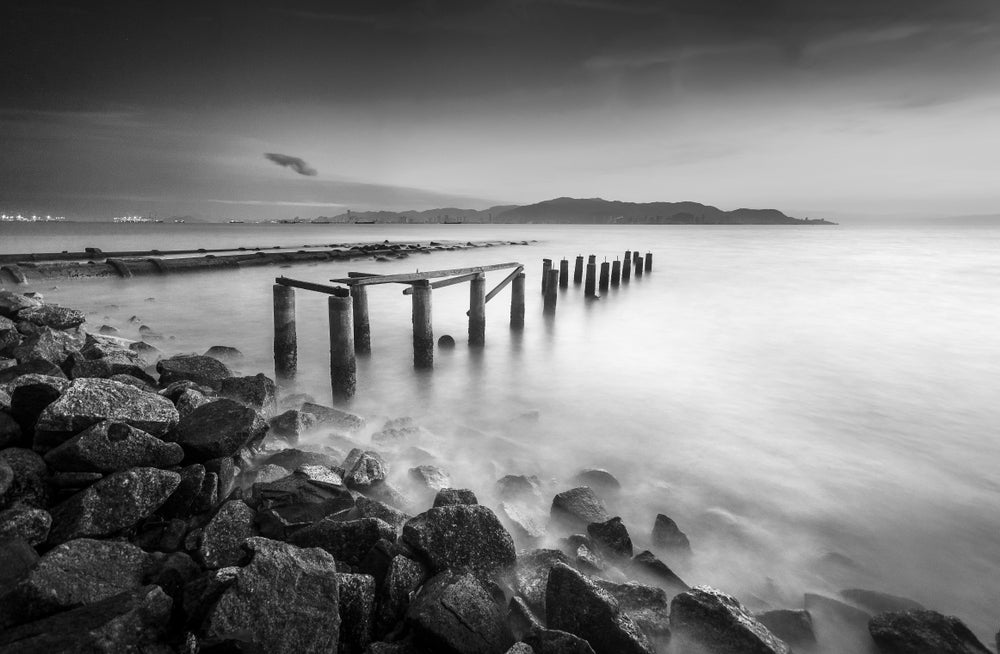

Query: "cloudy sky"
left=2, top=0, right=999, bottom=220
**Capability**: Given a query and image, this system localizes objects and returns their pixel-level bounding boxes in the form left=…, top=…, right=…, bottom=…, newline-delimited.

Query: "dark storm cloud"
left=264, top=153, right=317, bottom=177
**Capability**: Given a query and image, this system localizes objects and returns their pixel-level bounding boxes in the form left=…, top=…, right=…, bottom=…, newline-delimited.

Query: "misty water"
left=3, top=222, right=999, bottom=648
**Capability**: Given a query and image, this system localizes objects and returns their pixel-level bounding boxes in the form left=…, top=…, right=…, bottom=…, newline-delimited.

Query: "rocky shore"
left=0, top=288, right=995, bottom=654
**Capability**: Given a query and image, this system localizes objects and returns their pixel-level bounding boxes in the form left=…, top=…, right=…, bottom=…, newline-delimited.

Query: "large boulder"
left=290, top=516, right=396, bottom=567
left=587, top=516, right=633, bottom=559
left=251, top=471, right=355, bottom=540
left=16, top=304, right=86, bottom=330
left=202, top=537, right=341, bottom=654
left=841, top=588, right=925, bottom=613
left=198, top=499, right=256, bottom=569
left=171, top=397, right=267, bottom=460
left=868, top=610, right=991, bottom=654
left=0, top=290, right=42, bottom=318
left=595, top=580, right=671, bottom=645
left=0, top=359, right=67, bottom=385
left=757, top=609, right=816, bottom=647
left=220, top=373, right=277, bottom=417
left=514, top=549, right=571, bottom=620
left=301, top=401, right=366, bottom=432
left=34, top=378, right=179, bottom=451
left=338, top=572, right=377, bottom=654
left=43, top=420, right=183, bottom=472
left=523, top=627, right=597, bottom=654
left=0, top=506, right=51, bottom=546
left=156, top=353, right=234, bottom=390
left=669, top=586, right=789, bottom=654
left=377, top=554, right=428, bottom=637
left=550, top=487, right=608, bottom=532
left=268, top=409, right=317, bottom=444
left=0, top=447, right=49, bottom=510
left=47, top=467, right=181, bottom=544
left=628, top=550, right=689, bottom=593
left=407, top=570, right=514, bottom=654
left=435, top=488, right=479, bottom=507
left=651, top=513, right=691, bottom=553
left=343, top=448, right=388, bottom=488
left=403, top=504, right=516, bottom=577
left=12, top=327, right=83, bottom=367
left=5, top=374, right=69, bottom=434
left=545, top=562, right=654, bottom=654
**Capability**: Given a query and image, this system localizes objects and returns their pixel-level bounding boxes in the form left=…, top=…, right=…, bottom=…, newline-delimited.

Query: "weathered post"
left=510, top=272, right=525, bottom=330
left=611, top=259, right=621, bottom=286
left=588, top=254, right=596, bottom=265
left=328, top=290, right=356, bottom=400
left=599, top=261, right=610, bottom=292
left=559, top=258, right=569, bottom=288
left=543, top=269, right=559, bottom=314
left=622, top=251, right=632, bottom=282
left=273, top=284, right=297, bottom=382
left=635, top=251, right=644, bottom=276
left=573, top=256, right=584, bottom=284
left=541, top=259, right=552, bottom=293
left=585, top=260, right=597, bottom=298
left=645, top=252, right=652, bottom=272
left=412, top=280, right=433, bottom=369
left=351, top=285, right=371, bottom=355
left=469, top=273, right=486, bottom=347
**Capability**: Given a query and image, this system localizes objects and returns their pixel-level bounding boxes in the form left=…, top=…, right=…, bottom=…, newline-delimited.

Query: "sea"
left=2, top=221, right=999, bottom=648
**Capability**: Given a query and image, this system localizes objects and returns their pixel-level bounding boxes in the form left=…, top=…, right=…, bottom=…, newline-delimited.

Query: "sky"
left=2, top=0, right=999, bottom=221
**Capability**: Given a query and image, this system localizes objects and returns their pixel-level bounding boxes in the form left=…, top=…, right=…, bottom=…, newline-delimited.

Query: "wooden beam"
left=485, top=265, right=524, bottom=304
left=331, top=262, right=521, bottom=286
left=402, top=272, right=480, bottom=295
left=276, top=276, right=349, bottom=296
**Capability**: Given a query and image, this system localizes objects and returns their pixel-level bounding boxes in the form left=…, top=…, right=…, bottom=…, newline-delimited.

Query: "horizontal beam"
left=275, top=276, right=349, bottom=296
left=402, top=272, right=480, bottom=295
left=331, top=262, right=522, bottom=286
left=485, top=266, right=524, bottom=304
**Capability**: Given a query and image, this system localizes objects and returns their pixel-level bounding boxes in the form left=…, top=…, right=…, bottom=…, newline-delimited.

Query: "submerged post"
left=611, top=259, right=621, bottom=286
left=412, top=280, right=433, bottom=369
left=541, top=259, right=552, bottom=293
left=543, top=269, right=559, bottom=314
left=328, top=291, right=356, bottom=401
left=622, top=251, right=631, bottom=282
left=573, top=256, right=584, bottom=284
left=585, top=260, right=597, bottom=298
left=351, top=285, right=371, bottom=355
left=273, top=284, right=297, bottom=382
left=469, top=273, right=486, bottom=347
left=635, top=251, right=644, bottom=276
left=645, top=252, right=652, bottom=272
left=599, top=261, right=610, bottom=292
left=510, top=272, right=525, bottom=330
left=559, top=259, right=569, bottom=288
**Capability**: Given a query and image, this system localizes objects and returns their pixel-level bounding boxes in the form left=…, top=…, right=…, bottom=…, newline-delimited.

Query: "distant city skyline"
left=2, top=0, right=999, bottom=221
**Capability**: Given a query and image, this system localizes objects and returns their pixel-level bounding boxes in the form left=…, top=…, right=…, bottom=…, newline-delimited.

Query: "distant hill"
left=935, top=213, right=1000, bottom=226
left=314, top=197, right=831, bottom=225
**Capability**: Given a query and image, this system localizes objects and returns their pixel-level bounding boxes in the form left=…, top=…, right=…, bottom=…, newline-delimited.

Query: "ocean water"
left=2, top=222, right=999, bottom=647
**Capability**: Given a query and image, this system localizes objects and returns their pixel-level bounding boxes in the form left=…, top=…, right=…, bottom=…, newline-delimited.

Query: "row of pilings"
left=541, top=250, right=652, bottom=313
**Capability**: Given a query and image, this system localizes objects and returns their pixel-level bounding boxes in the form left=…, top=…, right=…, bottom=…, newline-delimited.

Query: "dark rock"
left=46, top=471, right=103, bottom=491
left=205, top=456, right=237, bottom=498
left=0, top=410, right=22, bottom=448
left=670, top=586, right=789, bottom=654
left=524, top=627, right=597, bottom=654
left=0, top=358, right=67, bottom=384
left=434, top=487, right=479, bottom=507
left=0, top=585, right=172, bottom=652
left=508, top=596, right=544, bottom=641
left=805, top=592, right=872, bottom=627
left=757, top=609, right=816, bottom=646
left=202, top=537, right=341, bottom=654
left=194, top=471, right=220, bottom=513
left=13, top=327, right=82, bottom=367
left=629, top=550, right=689, bottom=593
left=204, top=345, right=244, bottom=362
left=514, top=549, right=571, bottom=620
left=220, top=373, right=277, bottom=417
left=134, top=516, right=188, bottom=552
left=372, top=416, right=421, bottom=446
left=562, top=534, right=605, bottom=574
left=148, top=550, right=200, bottom=601
left=268, top=409, right=317, bottom=444
left=0, top=447, right=48, bottom=509
left=290, top=516, right=396, bottom=567
left=129, top=339, right=162, bottom=364
left=841, top=588, right=926, bottom=613
left=98, top=324, right=119, bottom=334
left=158, top=463, right=206, bottom=519
left=438, top=335, right=456, bottom=348
left=869, top=610, right=991, bottom=654
left=570, top=469, right=620, bottom=494
left=34, top=378, right=179, bottom=451
left=301, top=400, right=366, bottom=431
left=171, top=398, right=268, bottom=461
left=0, top=460, right=12, bottom=501
left=16, top=304, right=86, bottom=329
left=407, top=570, right=514, bottom=654
left=651, top=513, right=691, bottom=553
left=546, top=562, right=654, bottom=654
left=7, top=374, right=68, bottom=436
left=0, top=537, right=39, bottom=591
left=156, top=354, right=234, bottom=390
left=587, top=516, right=633, bottom=559
left=242, top=463, right=291, bottom=486
left=550, top=487, right=608, bottom=532
left=350, top=495, right=411, bottom=531
left=250, top=471, right=354, bottom=539
left=344, top=448, right=388, bottom=488
left=47, top=467, right=181, bottom=544
left=108, top=373, right=156, bottom=392
left=403, top=504, right=516, bottom=577
left=263, top=447, right=339, bottom=470
left=0, top=538, right=154, bottom=628
left=595, top=580, right=671, bottom=644
left=43, top=419, right=183, bottom=472
left=410, top=464, right=451, bottom=490
left=176, top=387, right=210, bottom=418
left=377, top=554, right=428, bottom=637
left=0, top=507, right=51, bottom=546
left=497, top=475, right=542, bottom=502
left=338, top=572, right=377, bottom=654
left=506, top=644, right=535, bottom=654
left=198, top=499, right=256, bottom=568
left=0, top=290, right=42, bottom=318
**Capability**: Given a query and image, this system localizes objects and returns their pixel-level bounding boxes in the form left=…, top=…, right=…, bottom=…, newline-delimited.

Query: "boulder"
left=349, top=495, right=411, bottom=531
left=570, top=469, right=620, bottom=494
left=0, top=447, right=48, bottom=509
left=563, top=534, right=605, bottom=574
left=403, top=504, right=517, bottom=577
left=0, top=460, right=12, bottom=501
left=242, top=463, right=291, bottom=486
left=371, top=417, right=421, bottom=446
left=587, top=516, right=633, bottom=559
left=523, top=627, right=597, bottom=654
left=34, top=378, right=179, bottom=451
left=0, top=507, right=51, bottom=546
left=407, top=570, right=514, bottom=654
left=651, top=513, right=691, bottom=553
left=0, top=410, right=22, bottom=449
left=508, top=596, right=544, bottom=641
left=250, top=471, right=355, bottom=539
left=868, top=610, right=991, bottom=654
left=514, top=549, right=571, bottom=619
left=204, top=345, right=244, bottom=362
left=434, top=487, right=479, bottom=507
left=497, top=475, right=543, bottom=503
left=629, top=550, right=689, bottom=593
left=0, top=537, right=39, bottom=592
left=12, top=327, right=82, bottom=367
left=264, top=447, right=340, bottom=470
left=841, top=588, right=926, bottom=613
left=301, top=401, right=366, bottom=431
left=6, top=374, right=69, bottom=434
left=343, top=448, right=388, bottom=488
left=0, top=290, right=42, bottom=318
left=220, top=373, right=277, bottom=417
left=338, top=572, right=377, bottom=654
left=410, top=464, right=451, bottom=490
left=171, top=397, right=267, bottom=461
left=289, top=516, right=396, bottom=567
left=16, top=304, right=86, bottom=330
left=47, top=467, right=181, bottom=544
left=506, top=644, right=534, bottom=654
left=157, top=463, right=206, bottom=519
left=545, top=562, right=654, bottom=654
left=0, top=358, right=67, bottom=384
left=43, top=420, right=183, bottom=472
left=268, top=409, right=317, bottom=444
left=757, top=609, right=816, bottom=647
left=205, top=456, right=237, bottom=498
left=377, top=554, right=428, bottom=637
left=129, top=340, right=162, bottom=364
left=202, top=537, right=341, bottom=654
left=176, top=387, right=210, bottom=418
left=550, top=487, right=608, bottom=532
left=198, top=499, right=256, bottom=568
left=595, top=580, right=671, bottom=644
left=669, top=586, right=789, bottom=654
left=156, top=353, right=234, bottom=390
left=500, top=501, right=547, bottom=543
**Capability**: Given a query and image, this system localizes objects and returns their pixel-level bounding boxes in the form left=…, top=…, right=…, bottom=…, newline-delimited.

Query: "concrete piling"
left=573, top=256, right=584, bottom=284
left=351, top=285, right=371, bottom=355
left=599, top=261, right=610, bottom=292
left=469, top=273, right=486, bottom=347
left=412, top=280, right=433, bottom=369
left=559, top=258, right=569, bottom=288
left=272, top=284, right=297, bottom=382
left=510, top=272, right=525, bottom=329
left=328, top=291, right=356, bottom=400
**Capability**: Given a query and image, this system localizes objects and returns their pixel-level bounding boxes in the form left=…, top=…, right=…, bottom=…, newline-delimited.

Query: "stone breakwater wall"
left=0, top=289, right=995, bottom=654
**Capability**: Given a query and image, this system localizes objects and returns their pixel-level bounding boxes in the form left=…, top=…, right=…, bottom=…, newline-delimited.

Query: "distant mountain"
left=313, top=198, right=831, bottom=225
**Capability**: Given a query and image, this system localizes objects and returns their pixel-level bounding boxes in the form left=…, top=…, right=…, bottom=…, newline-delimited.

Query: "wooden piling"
left=351, top=285, right=371, bottom=355
left=611, top=259, right=621, bottom=286
left=328, top=292, right=356, bottom=400
left=510, top=272, right=525, bottom=330
left=635, top=251, right=644, bottom=276
left=588, top=254, right=596, bottom=265
left=573, top=256, right=584, bottom=284
left=585, top=261, right=597, bottom=297
left=543, top=269, right=559, bottom=314
left=559, top=258, right=569, bottom=288
left=541, top=259, right=552, bottom=293
left=622, top=251, right=631, bottom=282
left=599, top=261, right=610, bottom=292
left=272, top=284, right=297, bottom=382
left=469, top=273, right=486, bottom=347
left=645, top=252, right=652, bottom=272
left=411, top=280, right=433, bottom=369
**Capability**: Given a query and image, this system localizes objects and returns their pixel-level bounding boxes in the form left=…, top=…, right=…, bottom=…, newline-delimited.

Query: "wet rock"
left=371, top=417, right=421, bottom=446
left=134, top=516, right=188, bottom=553
left=13, top=327, right=82, bottom=367
left=546, top=562, right=654, bottom=654
left=514, top=549, right=571, bottom=619
left=194, top=471, right=220, bottom=513
left=344, top=448, right=388, bottom=488
left=0, top=585, right=173, bottom=653
left=290, top=516, right=396, bottom=567
left=351, top=494, right=411, bottom=531
left=0, top=357, right=67, bottom=384
left=0, top=507, right=51, bottom=546
left=670, top=586, right=789, bottom=654
left=296, top=463, right=343, bottom=484
left=7, top=374, right=69, bottom=436
left=523, top=627, right=597, bottom=654
left=497, top=475, right=542, bottom=503
left=507, top=644, right=535, bottom=654
left=46, top=471, right=103, bottom=492
left=438, top=335, right=456, bottom=348
left=156, top=353, right=234, bottom=390
left=508, top=596, right=544, bottom=641
left=268, top=408, right=317, bottom=444
left=202, top=537, right=340, bottom=654
left=868, top=610, right=991, bottom=654
left=403, top=504, right=517, bottom=577
left=563, top=534, right=605, bottom=574
left=263, top=447, right=340, bottom=470
left=841, top=588, right=926, bottom=613
left=0, top=447, right=48, bottom=509
left=587, top=516, right=633, bottom=559
left=805, top=592, right=872, bottom=627
left=206, top=456, right=237, bottom=498
left=629, top=550, right=689, bottom=593
left=198, top=499, right=256, bottom=569
left=149, top=550, right=200, bottom=601
left=204, top=345, right=244, bottom=362
left=251, top=472, right=355, bottom=540
left=434, top=488, right=479, bottom=507
left=407, top=570, right=514, bottom=654
left=43, top=419, right=183, bottom=473
left=171, top=397, right=268, bottom=461
left=550, top=487, right=608, bottom=532
left=338, top=572, right=377, bottom=654
left=108, top=373, right=156, bottom=392
left=129, top=339, right=162, bottom=364
left=34, top=378, right=179, bottom=451
left=500, top=501, right=547, bottom=544
left=0, top=410, right=21, bottom=448
left=243, top=463, right=291, bottom=485
left=301, top=400, right=366, bottom=431
left=175, top=387, right=209, bottom=418
left=16, top=304, right=86, bottom=330
left=595, top=580, right=671, bottom=644
left=651, top=513, right=691, bottom=553
left=757, top=609, right=816, bottom=647
left=410, top=464, right=451, bottom=490
left=157, top=463, right=205, bottom=519
left=570, top=469, right=621, bottom=494
left=0, top=537, right=38, bottom=591
left=0, top=460, right=12, bottom=501
left=47, top=467, right=181, bottom=544
left=377, top=554, right=429, bottom=637
left=0, top=290, right=42, bottom=318
left=220, top=373, right=277, bottom=417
